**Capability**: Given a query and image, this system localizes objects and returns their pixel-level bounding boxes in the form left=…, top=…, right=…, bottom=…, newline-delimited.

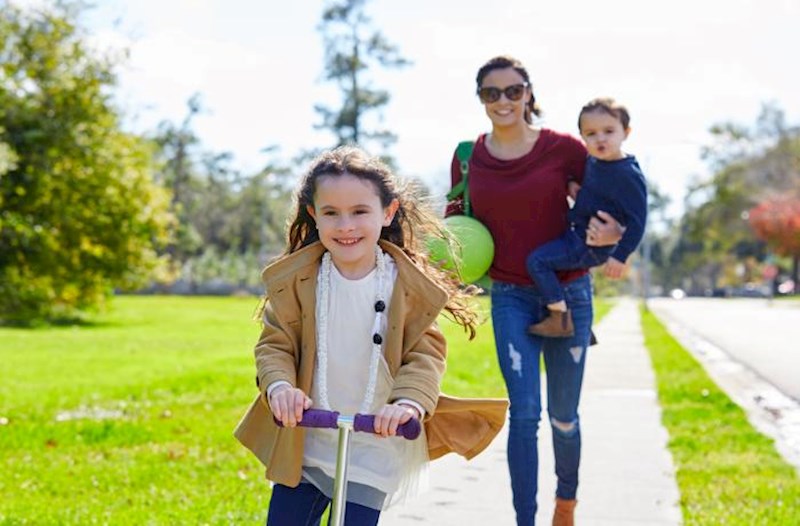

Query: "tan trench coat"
left=234, top=240, right=509, bottom=487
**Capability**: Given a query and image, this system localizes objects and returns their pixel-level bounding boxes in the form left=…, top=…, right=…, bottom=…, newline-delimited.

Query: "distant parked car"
left=729, top=283, right=770, bottom=298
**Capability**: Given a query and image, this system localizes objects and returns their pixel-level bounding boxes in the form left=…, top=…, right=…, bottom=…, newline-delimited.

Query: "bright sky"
left=21, top=0, right=800, bottom=219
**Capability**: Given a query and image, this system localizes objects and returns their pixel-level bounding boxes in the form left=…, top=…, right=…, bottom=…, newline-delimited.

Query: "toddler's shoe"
left=528, top=310, right=574, bottom=338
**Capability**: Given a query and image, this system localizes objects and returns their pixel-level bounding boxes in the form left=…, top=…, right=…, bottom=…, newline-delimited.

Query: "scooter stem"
left=329, top=415, right=354, bottom=526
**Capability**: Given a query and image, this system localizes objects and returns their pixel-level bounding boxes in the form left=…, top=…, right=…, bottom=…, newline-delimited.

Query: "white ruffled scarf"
left=314, top=244, right=388, bottom=414
left=312, top=244, right=429, bottom=508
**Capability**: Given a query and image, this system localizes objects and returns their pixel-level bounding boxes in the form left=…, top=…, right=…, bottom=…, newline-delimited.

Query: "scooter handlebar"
left=353, top=413, right=421, bottom=440
left=273, top=408, right=421, bottom=440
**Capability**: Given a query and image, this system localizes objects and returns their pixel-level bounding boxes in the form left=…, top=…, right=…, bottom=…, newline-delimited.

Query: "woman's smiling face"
left=479, top=67, right=531, bottom=128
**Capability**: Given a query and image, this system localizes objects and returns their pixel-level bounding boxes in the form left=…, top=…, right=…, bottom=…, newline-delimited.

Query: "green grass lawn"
left=0, top=296, right=269, bottom=525
left=641, top=307, right=800, bottom=525
left=0, top=295, right=612, bottom=524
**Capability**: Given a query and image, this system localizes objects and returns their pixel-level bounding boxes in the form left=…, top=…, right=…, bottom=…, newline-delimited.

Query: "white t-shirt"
left=303, top=256, right=427, bottom=500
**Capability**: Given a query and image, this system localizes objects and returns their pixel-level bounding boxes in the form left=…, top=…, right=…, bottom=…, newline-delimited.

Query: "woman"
left=447, top=56, right=623, bottom=526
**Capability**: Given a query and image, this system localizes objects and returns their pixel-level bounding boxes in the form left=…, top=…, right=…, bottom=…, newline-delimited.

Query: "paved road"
left=648, top=297, right=800, bottom=401
left=649, top=297, right=800, bottom=469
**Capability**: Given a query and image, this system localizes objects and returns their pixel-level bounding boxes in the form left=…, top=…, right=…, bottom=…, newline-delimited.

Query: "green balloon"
left=427, top=215, right=494, bottom=283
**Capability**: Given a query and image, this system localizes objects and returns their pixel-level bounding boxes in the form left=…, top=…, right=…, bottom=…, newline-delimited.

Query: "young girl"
left=235, top=146, right=508, bottom=526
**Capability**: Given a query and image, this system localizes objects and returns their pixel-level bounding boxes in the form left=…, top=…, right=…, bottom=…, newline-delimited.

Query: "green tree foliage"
left=672, top=103, right=799, bottom=293
left=0, top=3, right=173, bottom=323
left=150, top=101, right=293, bottom=288
left=0, top=133, right=17, bottom=176
left=315, top=0, right=410, bottom=153
left=236, top=154, right=294, bottom=259
left=151, top=95, right=207, bottom=262
left=638, top=183, right=675, bottom=292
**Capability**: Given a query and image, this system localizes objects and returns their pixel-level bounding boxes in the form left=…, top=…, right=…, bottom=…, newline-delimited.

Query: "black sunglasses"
left=477, top=83, right=529, bottom=103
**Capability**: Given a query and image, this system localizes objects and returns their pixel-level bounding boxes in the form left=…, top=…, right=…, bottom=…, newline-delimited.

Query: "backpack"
left=446, top=140, right=475, bottom=217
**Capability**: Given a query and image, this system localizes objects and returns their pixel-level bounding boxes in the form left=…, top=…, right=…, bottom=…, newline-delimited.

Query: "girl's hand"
left=373, top=403, right=419, bottom=438
left=603, top=257, right=627, bottom=279
left=586, top=210, right=624, bottom=247
left=269, top=386, right=312, bottom=428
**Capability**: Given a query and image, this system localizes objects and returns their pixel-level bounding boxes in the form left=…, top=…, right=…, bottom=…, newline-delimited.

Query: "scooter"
left=276, top=408, right=421, bottom=526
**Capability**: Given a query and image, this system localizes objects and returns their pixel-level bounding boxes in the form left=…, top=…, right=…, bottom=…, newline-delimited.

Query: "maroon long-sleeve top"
left=448, top=129, right=589, bottom=285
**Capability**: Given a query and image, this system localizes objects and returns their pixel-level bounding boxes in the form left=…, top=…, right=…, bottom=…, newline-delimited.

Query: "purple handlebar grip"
left=273, top=409, right=421, bottom=439
left=273, top=408, right=340, bottom=429
left=353, top=414, right=421, bottom=440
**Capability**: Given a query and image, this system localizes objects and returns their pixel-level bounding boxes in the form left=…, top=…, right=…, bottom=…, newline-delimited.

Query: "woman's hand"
left=567, top=181, right=582, bottom=201
left=269, top=385, right=312, bottom=428
left=586, top=210, right=624, bottom=247
left=373, top=403, right=419, bottom=438
left=603, top=257, right=627, bottom=279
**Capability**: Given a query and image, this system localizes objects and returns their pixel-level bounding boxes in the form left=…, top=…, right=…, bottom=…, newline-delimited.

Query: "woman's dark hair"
left=476, top=55, right=542, bottom=123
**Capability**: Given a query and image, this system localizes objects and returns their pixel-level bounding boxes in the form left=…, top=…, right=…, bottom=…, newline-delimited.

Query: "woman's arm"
left=585, top=210, right=627, bottom=279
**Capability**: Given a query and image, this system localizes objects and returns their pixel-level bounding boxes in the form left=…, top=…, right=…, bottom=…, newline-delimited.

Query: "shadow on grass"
left=0, top=315, right=120, bottom=330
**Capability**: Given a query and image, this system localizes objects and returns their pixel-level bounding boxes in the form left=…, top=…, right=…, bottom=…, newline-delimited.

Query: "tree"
left=151, top=102, right=293, bottom=276
left=0, top=3, right=173, bottom=323
left=151, top=95, right=209, bottom=263
left=0, top=134, right=17, bottom=177
left=315, top=0, right=410, bottom=154
left=674, top=103, right=799, bottom=293
left=237, top=149, right=294, bottom=261
left=638, top=182, right=680, bottom=292
left=749, top=196, right=800, bottom=291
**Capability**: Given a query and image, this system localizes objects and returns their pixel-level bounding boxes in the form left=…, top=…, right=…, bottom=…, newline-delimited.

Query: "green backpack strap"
left=446, top=140, right=475, bottom=216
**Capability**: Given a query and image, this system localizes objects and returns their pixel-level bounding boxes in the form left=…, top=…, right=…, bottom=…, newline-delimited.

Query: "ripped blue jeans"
left=491, top=275, right=593, bottom=526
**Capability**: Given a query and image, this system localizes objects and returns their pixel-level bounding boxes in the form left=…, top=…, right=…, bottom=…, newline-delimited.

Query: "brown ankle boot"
left=552, top=497, right=577, bottom=526
left=528, top=310, right=574, bottom=337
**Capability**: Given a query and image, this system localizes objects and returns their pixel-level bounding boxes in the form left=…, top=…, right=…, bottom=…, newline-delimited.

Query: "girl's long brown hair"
left=282, top=145, right=480, bottom=339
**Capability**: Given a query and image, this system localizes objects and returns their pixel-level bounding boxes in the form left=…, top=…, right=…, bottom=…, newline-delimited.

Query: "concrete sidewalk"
left=382, top=298, right=682, bottom=525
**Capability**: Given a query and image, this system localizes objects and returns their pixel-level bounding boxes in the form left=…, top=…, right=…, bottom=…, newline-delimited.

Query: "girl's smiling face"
left=307, top=173, right=398, bottom=279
